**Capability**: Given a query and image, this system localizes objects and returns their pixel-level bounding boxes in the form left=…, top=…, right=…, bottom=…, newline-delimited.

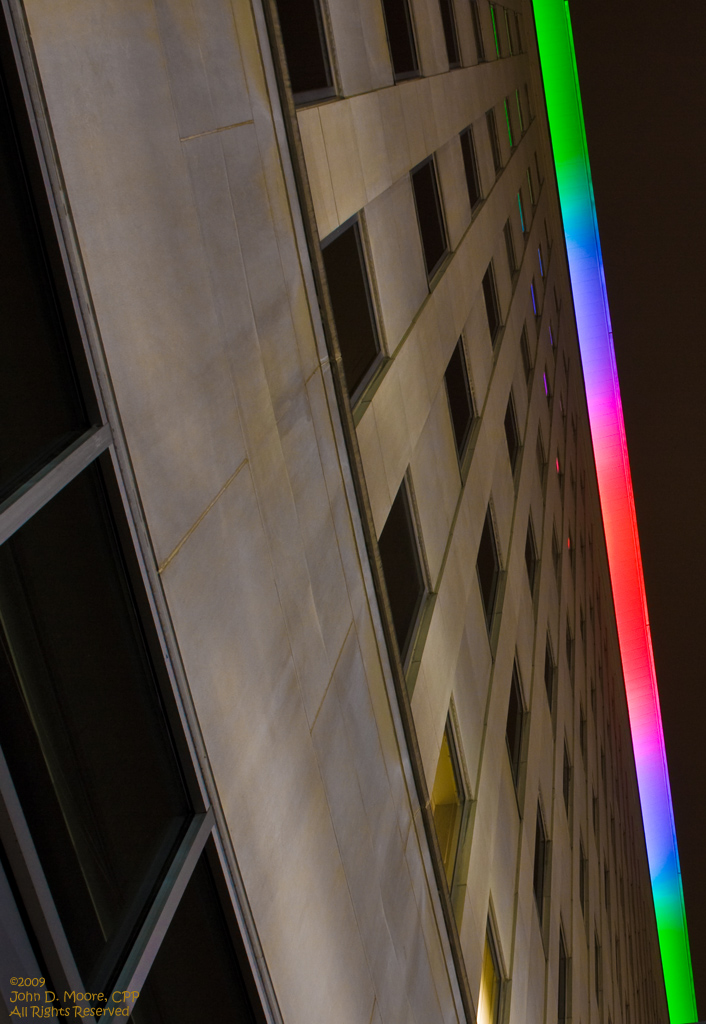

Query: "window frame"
left=486, top=108, right=503, bottom=176
left=476, top=505, right=500, bottom=632
left=524, top=515, right=537, bottom=595
left=533, top=802, right=548, bottom=926
left=377, top=476, right=429, bottom=669
left=482, top=262, right=502, bottom=346
left=380, top=0, right=420, bottom=81
left=320, top=215, right=384, bottom=404
left=505, top=662, right=524, bottom=790
left=274, top=0, right=337, bottom=106
left=444, top=336, right=475, bottom=463
left=438, top=0, right=461, bottom=68
left=460, top=125, right=482, bottom=211
left=410, top=155, right=449, bottom=281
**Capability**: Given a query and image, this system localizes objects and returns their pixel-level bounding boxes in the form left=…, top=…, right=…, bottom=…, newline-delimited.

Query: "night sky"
left=566, top=0, right=706, bottom=1014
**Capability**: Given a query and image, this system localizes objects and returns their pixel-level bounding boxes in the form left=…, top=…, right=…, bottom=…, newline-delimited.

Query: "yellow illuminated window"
left=477, top=925, right=501, bottom=1024
left=430, top=725, right=463, bottom=886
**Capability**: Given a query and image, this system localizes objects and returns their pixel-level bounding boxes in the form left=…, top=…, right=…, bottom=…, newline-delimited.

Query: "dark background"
left=565, top=0, right=706, bottom=1015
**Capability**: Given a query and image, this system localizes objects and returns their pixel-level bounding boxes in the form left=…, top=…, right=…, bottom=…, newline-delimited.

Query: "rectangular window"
left=470, top=0, right=485, bottom=60
left=431, top=720, right=465, bottom=885
left=381, top=0, right=420, bottom=80
left=538, top=243, right=544, bottom=279
left=543, top=367, right=551, bottom=404
left=504, top=8, right=514, bottom=54
left=563, top=743, right=571, bottom=815
left=530, top=278, right=538, bottom=318
left=411, top=157, right=448, bottom=278
left=533, top=805, right=547, bottom=923
left=525, top=517, right=537, bottom=594
left=506, top=663, right=523, bottom=787
left=438, top=0, right=461, bottom=67
left=274, top=0, right=335, bottom=104
left=377, top=480, right=426, bottom=664
left=515, top=88, right=524, bottom=133
left=566, top=615, right=573, bottom=670
left=444, top=337, right=474, bottom=459
left=482, top=263, right=501, bottom=345
left=558, top=929, right=568, bottom=1023
left=544, top=634, right=554, bottom=706
left=321, top=220, right=381, bottom=400
left=477, top=506, right=500, bottom=630
left=551, top=525, right=560, bottom=581
left=520, top=324, right=531, bottom=381
left=460, top=127, right=482, bottom=210
left=527, top=166, right=536, bottom=206
left=504, top=393, right=519, bottom=472
left=487, top=109, right=502, bottom=175
left=517, top=188, right=526, bottom=233
left=477, top=923, right=501, bottom=1024
left=503, top=97, right=514, bottom=148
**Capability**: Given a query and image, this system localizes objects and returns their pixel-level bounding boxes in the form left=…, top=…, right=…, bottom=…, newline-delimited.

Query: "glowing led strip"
left=531, top=2, right=697, bottom=1019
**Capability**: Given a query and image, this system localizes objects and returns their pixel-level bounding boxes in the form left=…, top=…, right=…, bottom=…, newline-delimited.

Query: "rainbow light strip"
left=531, top=2, right=697, bottom=1019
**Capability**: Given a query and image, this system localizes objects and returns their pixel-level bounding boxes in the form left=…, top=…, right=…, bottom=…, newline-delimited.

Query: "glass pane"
left=412, top=161, right=447, bottom=278
left=322, top=223, right=380, bottom=398
left=381, top=0, right=418, bottom=78
left=0, top=68, right=88, bottom=502
left=0, top=464, right=190, bottom=986
left=431, top=729, right=462, bottom=885
left=133, top=844, right=258, bottom=1023
left=378, top=484, right=425, bottom=662
left=274, top=0, right=333, bottom=100
left=444, top=339, right=473, bottom=458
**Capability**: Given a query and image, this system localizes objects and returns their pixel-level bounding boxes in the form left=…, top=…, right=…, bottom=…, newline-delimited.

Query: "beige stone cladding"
left=18, top=0, right=669, bottom=1020
left=295, top=0, right=669, bottom=1021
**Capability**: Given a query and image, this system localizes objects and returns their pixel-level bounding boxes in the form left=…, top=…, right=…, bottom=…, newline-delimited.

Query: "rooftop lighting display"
left=531, top=2, right=697, bottom=1019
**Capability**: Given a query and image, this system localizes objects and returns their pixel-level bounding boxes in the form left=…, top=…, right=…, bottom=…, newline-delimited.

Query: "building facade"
left=0, top=0, right=669, bottom=1022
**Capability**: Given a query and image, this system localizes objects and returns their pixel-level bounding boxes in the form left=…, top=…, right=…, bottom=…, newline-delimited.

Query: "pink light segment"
left=531, top=0, right=697, bottom=1019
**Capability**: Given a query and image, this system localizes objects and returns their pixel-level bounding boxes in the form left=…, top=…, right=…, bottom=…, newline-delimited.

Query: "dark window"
left=544, top=634, right=554, bottom=706
left=503, top=219, right=516, bottom=277
left=517, top=187, right=527, bottom=233
left=552, top=526, right=560, bottom=581
left=470, top=0, right=485, bottom=60
left=377, top=481, right=426, bottom=663
left=524, top=82, right=533, bottom=120
left=503, top=97, right=514, bottom=148
left=538, top=243, right=544, bottom=279
left=592, top=789, right=598, bottom=836
left=0, top=65, right=90, bottom=502
left=527, top=166, right=536, bottom=206
left=604, top=861, right=610, bottom=913
left=533, top=805, right=547, bottom=921
left=0, top=463, right=192, bottom=988
left=579, top=839, right=587, bottom=915
left=543, top=367, right=551, bottom=404
left=558, top=930, right=568, bottom=1023
left=580, top=705, right=587, bottom=762
left=460, top=127, right=482, bottom=210
left=504, top=394, right=519, bottom=471
left=595, top=932, right=601, bottom=1003
left=133, top=842, right=262, bottom=1023
left=381, top=0, right=419, bottom=79
left=482, top=263, right=501, bottom=344
left=524, top=517, right=537, bottom=593
left=520, top=324, right=531, bottom=381
left=476, top=506, right=500, bottom=629
left=444, top=338, right=474, bottom=459
left=515, top=88, right=524, bottom=133
left=486, top=109, right=502, bottom=174
left=563, top=743, right=571, bottom=814
left=438, top=0, right=460, bottom=67
left=321, top=220, right=381, bottom=399
left=536, top=425, right=545, bottom=478
left=505, top=663, right=523, bottom=787
left=411, top=158, right=448, bottom=278
left=504, top=9, right=514, bottom=54
left=274, top=0, right=334, bottom=103
left=566, top=615, right=573, bottom=670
